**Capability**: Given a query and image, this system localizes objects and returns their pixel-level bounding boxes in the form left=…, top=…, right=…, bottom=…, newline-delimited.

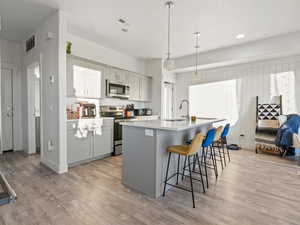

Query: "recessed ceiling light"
left=236, top=33, right=245, bottom=39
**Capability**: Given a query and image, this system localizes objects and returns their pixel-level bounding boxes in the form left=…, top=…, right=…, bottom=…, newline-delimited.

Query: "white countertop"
left=121, top=118, right=225, bottom=131
left=67, top=117, right=113, bottom=122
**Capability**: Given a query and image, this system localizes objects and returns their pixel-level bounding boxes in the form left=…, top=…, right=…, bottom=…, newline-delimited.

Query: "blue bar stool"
left=220, top=124, right=231, bottom=165
left=201, top=128, right=217, bottom=188
left=163, top=133, right=206, bottom=208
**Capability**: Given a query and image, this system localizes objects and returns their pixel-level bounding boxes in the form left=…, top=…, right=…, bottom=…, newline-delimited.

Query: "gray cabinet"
left=128, top=73, right=151, bottom=102
left=129, top=74, right=140, bottom=100
left=109, top=67, right=129, bottom=84
left=139, top=76, right=151, bottom=101
left=67, top=56, right=152, bottom=102
left=67, top=129, right=92, bottom=165
left=93, top=127, right=113, bottom=158
left=67, top=119, right=113, bottom=166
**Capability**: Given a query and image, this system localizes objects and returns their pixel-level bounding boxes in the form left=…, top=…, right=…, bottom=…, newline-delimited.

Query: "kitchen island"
left=121, top=118, right=224, bottom=198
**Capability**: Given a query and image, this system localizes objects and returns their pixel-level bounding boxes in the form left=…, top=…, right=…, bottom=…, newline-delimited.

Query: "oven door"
left=114, top=121, right=123, bottom=155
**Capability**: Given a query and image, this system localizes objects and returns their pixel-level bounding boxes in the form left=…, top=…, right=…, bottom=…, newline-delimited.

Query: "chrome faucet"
left=179, top=99, right=190, bottom=120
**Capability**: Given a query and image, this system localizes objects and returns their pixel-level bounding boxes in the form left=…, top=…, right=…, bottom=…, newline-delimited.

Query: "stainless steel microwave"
left=106, top=80, right=130, bottom=99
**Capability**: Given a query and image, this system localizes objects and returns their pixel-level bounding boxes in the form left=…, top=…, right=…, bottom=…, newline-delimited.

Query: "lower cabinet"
left=93, top=127, right=113, bottom=158
left=67, top=120, right=113, bottom=166
left=67, top=131, right=92, bottom=165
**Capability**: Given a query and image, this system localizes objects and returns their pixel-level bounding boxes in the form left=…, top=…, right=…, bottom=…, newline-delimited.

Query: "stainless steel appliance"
left=106, top=80, right=130, bottom=99
left=134, top=109, right=144, bottom=116
left=100, top=106, right=135, bottom=156
left=143, top=108, right=152, bottom=116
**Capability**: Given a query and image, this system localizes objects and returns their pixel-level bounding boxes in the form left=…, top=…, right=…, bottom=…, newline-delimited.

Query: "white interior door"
left=1, top=68, right=13, bottom=151
left=27, top=64, right=40, bottom=154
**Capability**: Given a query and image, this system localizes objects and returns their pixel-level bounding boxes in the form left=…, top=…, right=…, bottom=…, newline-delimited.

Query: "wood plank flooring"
left=0, top=150, right=300, bottom=225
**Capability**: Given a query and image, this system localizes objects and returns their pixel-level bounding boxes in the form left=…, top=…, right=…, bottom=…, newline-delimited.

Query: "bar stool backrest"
left=202, top=128, right=217, bottom=147
left=214, top=126, right=223, bottom=142
left=221, top=124, right=230, bottom=138
left=188, top=133, right=205, bottom=155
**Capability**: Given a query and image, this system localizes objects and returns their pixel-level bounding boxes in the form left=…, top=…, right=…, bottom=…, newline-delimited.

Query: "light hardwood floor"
left=0, top=150, right=300, bottom=225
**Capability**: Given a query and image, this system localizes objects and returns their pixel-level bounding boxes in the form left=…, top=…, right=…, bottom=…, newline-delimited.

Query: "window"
left=270, top=71, right=296, bottom=114
left=189, top=80, right=239, bottom=125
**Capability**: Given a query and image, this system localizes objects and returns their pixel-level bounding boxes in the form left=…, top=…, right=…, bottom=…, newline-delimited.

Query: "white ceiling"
left=1, top=0, right=300, bottom=59
left=0, top=0, right=56, bottom=42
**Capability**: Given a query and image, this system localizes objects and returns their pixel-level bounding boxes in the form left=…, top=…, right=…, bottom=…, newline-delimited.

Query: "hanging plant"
left=66, top=41, right=72, bottom=55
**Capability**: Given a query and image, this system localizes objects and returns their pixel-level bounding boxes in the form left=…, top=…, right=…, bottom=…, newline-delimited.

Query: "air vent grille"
left=26, top=35, right=35, bottom=52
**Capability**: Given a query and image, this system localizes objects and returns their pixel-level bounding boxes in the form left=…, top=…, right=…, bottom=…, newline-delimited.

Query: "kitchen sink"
left=164, top=118, right=186, bottom=122
left=197, top=117, right=216, bottom=120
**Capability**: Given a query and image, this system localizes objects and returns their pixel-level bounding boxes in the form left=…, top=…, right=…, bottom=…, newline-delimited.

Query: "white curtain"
left=270, top=71, right=296, bottom=114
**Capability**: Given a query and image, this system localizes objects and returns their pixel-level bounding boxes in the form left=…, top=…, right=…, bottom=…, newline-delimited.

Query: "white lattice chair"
left=278, top=115, right=300, bottom=156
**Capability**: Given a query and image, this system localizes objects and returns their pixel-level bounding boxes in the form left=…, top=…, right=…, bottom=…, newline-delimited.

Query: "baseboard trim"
left=41, top=158, right=68, bottom=174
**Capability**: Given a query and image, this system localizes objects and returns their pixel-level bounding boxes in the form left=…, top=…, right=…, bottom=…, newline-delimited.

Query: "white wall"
left=0, top=39, right=23, bottom=151
left=0, top=39, right=2, bottom=153
left=23, top=10, right=68, bottom=173
left=175, top=55, right=300, bottom=150
left=145, top=59, right=163, bottom=116
left=67, top=34, right=146, bottom=75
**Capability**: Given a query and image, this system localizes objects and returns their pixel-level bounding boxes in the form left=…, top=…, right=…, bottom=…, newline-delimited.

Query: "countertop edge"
left=121, top=119, right=226, bottom=131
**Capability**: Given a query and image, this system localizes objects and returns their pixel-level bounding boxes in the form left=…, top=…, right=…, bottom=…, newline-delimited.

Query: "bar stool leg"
left=210, top=145, right=218, bottom=179
left=182, top=156, right=187, bottom=181
left=163, top=152, right=172, bottom=197
left=222, top=143, right=227, bottom=166
left=192, top=155, right=197, bottom=171
left=176, top=155, right=180, bottom=184
left=217, top=143, right=224, bottom=170
left=196, top=153, right=206, bottom=193
left=227, top=146, right=231, bottom=162
left=203, top=147, right=209, bottom=188
left=187, top=155, right=195, bottom=208
left=225, top=137, right=231, bottom=162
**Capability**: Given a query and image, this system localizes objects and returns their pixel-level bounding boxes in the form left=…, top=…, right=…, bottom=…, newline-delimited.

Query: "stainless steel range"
left=100, top=106, right=136, bottom=156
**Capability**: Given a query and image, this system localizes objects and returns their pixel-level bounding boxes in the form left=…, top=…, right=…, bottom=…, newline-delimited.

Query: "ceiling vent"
left=26, top=35, right=35, bottom=52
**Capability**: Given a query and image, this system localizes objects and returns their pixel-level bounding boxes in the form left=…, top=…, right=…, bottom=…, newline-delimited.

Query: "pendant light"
left=163, top=1, right=175, bottom=71
left=194, top=32, right=200, bottom=75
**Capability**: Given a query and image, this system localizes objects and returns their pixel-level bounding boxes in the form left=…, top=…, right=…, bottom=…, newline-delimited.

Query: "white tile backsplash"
left=67, top=97, right=151, bottom=118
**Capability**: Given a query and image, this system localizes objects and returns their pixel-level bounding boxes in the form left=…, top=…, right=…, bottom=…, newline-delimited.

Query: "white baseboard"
left=41, top=158, right=68, bottom=174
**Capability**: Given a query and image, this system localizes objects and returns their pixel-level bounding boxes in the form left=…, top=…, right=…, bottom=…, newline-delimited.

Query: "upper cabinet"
left=67, top=56, right=151, bottom=102
left=139, top=76, right=151, bottom=102
left=128, top=73, right=151, bottom=102
left=128, top=74, right=141, bottom=101
left=67, top=57, right=102, bottom=98
left=73, top=65, right=102, bottom=98
left=109, top=68, right=129, bottom=84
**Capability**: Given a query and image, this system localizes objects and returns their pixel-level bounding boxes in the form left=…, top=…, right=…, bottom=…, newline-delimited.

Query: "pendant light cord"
left=166, top=1, right=173, bottom=60
left=195, top=32, right=200, bottom=75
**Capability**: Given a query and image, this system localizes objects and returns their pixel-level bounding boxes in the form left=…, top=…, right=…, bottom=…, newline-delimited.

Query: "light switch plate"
left=50, top=75, right=55, bottom=83
left=145, top=129, right=154, bottom=137
left=48, top=140, right=54, bottom=151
